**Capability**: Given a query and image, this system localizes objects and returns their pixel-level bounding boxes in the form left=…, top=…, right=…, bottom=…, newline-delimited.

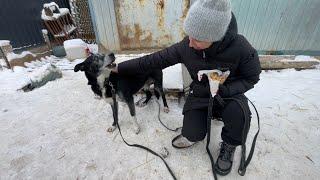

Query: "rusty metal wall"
left=114, top=0, right=189, bottom=50
left=89, top=0, right=189, bottom=51
left=89, top=0, right=320, bottom=55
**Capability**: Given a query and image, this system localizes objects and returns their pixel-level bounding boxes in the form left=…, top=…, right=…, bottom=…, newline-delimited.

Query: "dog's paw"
left=163, top=107, right=170, bottom=113
left=160, top=147, right=169, bottom=158
left=133, top=126, right=140, bottom=134
left=107, top=126, right=117, bottom=133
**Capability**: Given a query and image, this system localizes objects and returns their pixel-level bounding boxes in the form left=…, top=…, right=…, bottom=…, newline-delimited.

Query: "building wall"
left=89, top=0, right=320, bottom=55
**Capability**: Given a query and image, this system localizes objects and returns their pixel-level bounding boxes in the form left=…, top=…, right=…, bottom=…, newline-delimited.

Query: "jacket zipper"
left=202, top=51, right=206, bottom=61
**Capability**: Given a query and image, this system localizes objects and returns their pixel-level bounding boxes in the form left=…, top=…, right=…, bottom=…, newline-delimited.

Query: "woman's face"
left=188, top=37, right=213, bottom=50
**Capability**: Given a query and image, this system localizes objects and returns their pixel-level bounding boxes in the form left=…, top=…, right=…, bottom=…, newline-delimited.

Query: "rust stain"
left=118, top=24, right=153, bottom=50
left=156, top=34, right=172, bottom=47
left=138, top=0, right=145, bottom=6
left=156, top=0, right=165, bottom=28
left=181, top=0, right=190, bottom=20
left=115, top=1, right=154, bottom=49
left=179, top=0, right=190, bottom=38
left=114, top=0, right=183, bottom=49
left=156, top=0, right=165, bottom=9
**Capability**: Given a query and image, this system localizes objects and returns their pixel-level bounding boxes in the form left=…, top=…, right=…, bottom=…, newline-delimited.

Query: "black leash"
left=112, top=86, right=259, bottom=179
left=155, top=99, right=182, bottom=132
left=110, top=87, right=177, bottom=180
left=222, top=96, right=260, bottom=176
left=205, top=95, right=260, bottom=179
left=206, top=96, right=218, bottom=180
left=137, top=96, right=182, bottom=132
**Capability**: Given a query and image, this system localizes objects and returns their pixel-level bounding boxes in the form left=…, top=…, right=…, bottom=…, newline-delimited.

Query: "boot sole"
left=214, top=165, right=232, bottom=176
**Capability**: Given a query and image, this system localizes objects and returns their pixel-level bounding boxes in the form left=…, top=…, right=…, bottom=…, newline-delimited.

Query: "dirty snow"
left=0, top=55, right=319, bottom=180
left=280, top=55, right=320, bottom=62
left=6, top=51, right=35, bottom=61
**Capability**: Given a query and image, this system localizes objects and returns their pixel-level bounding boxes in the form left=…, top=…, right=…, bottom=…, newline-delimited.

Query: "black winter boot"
left=215, top=141, right=236, bottom=175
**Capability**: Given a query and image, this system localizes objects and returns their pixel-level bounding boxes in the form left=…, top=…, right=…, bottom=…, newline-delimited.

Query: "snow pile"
left=115, top=53, right=150, bottom=63
left=0, top=40, right=10, bottom=46
left=294, top=55, right=319, bottom=61
left=6, top=51, right=35, bottom=61
left=42, top=29, right=48, bottom=35
left=163, top=64, right=183, bottom=90
left=41, top=2, right=70, bottom=21
left=20, top=64, right=62, bottom=92
left=280, top=55, right=320, bottom=62
left=64, top=39, right=88, bottom=60
left=0, top=58, right=7, bottom=68
left=43, top=2, right=59, bottom=9
left=115, top=53, right=183, bottom=90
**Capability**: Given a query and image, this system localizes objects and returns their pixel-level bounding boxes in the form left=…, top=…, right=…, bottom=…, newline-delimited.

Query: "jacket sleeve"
left=117, top=39, right=185, bottom=75
left=219, top=49, right=261, bottom=97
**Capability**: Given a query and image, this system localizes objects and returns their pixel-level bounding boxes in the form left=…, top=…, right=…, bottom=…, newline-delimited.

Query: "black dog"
left=74, top=53, right=169, bottom=134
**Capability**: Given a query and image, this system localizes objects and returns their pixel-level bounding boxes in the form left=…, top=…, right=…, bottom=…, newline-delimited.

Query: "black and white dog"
left=74, top=53, right=169, bottom=134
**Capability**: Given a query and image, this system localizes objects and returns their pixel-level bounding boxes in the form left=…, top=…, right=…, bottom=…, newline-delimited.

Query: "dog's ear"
left=74, top=63, right=85, bottom=72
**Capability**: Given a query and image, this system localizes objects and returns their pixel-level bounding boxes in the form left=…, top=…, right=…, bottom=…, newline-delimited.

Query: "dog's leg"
left=127, top=98, right=140, bottom=134
left=107, top=101, right=118, bottom=132
left=155, top=87, right=170, bottom=113
left=143, top=90, right=152, bottom=105
left=136, top=84, right=152, bottom=107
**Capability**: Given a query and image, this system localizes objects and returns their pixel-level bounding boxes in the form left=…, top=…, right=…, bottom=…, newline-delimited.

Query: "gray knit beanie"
left=183, top=0, right=232, bottom=42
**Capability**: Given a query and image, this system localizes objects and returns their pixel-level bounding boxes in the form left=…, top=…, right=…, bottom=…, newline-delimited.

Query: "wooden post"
left=42, top=29, right=51, bottom=49
left=0, top=41, right=12, bottom=70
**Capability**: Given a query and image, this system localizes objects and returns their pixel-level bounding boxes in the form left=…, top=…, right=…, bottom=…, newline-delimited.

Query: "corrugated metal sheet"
left=89, top=0, right=320, bottom=55
left=114, top=0, right=189, bottom=50
left=231, top=0, right=320, bottom=55
left=88, top=0, right=120, bottom=51
left=89, top=0, right=189, bottom=51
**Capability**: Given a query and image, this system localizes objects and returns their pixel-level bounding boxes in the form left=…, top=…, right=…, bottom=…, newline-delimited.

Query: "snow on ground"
left=0, top=55, right=320, bottom=180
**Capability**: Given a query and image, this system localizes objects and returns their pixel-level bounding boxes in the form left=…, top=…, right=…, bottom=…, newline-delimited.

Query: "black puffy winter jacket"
left=118, top=14, right=261, bottom=114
